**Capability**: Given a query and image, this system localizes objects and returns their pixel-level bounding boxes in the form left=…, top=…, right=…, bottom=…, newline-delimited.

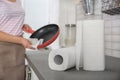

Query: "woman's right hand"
left=19, top=37, right=35, bottom=49
left=0, top=31, right=34, bottom=49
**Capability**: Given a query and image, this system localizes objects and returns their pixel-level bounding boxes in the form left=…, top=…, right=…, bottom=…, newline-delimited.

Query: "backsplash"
left=104, top=14, right=120, bottom=58
left=76, top=0, right=120, bottom=58
left=76, top=0, right=102, bottom=20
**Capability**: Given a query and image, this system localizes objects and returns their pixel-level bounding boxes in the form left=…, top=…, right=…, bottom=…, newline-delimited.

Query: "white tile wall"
left=105, top=28, right=111, bottom=34
left=105, top=35, right=112, bottom=42
left=111, top=19, right=120, bottom=27
left=103, top=9, right=120, bottom=57
left=112, top=35, right=120, bottom=42
left=104, top=21, right=112, bottom=27
left=77, top=0, right=120, bottom=58
left=112, top=50, right=120, bottom=58
left=112, top=42, right=120, bottom=50
left=112, top=27, right=120, bottom=35
left=105, top=42, right=112, bottom=49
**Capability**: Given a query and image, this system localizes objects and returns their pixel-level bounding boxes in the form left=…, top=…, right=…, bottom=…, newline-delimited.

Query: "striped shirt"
left=0, top=0, right=25, bottom=36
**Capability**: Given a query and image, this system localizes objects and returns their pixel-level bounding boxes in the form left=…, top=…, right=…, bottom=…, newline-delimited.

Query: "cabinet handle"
left=25, top=65, right=31, bottom=80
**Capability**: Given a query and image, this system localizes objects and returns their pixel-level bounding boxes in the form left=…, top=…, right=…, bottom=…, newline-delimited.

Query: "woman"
left=0, top=0, right=34, bottom=80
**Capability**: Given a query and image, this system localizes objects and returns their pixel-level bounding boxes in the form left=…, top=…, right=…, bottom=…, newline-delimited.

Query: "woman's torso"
left=0, top=0, right=25, bottom=36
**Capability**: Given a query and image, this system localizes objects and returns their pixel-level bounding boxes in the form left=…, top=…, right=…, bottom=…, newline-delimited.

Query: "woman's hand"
left=0, top=31, right=34, bottom=49
left=22, top=24, right=34, bottom=33
left=19, top=37, right=35, bottom=49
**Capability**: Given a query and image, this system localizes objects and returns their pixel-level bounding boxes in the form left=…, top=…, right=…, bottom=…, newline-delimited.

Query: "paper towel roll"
left=83, top=20, right=105, bottom=71
left=48, top=47, right=76, bottom=71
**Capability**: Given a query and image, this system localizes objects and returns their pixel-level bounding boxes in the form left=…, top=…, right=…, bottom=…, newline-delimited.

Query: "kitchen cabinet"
left=25, top=49, right=51, bottom=80
left=30, top=66, right=39, bottom=80
left=25, top=53, right=39, bottom=80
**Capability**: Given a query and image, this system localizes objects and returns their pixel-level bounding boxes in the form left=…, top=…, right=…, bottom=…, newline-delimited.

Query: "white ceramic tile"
left=105, top=35, right=112, bottom=41
left=112, top=50, right=120, bottom=58
left=111, top=15, right=120, bottom=20
left=112, top=27, right=120, bottom=35
left=111, top=19, right=120, bottom=27
left=112, top=42, right=120, bottom=50
left=112, top=35, right=120, bottom=42
left=94, top=9, right=102, bottom=15
left=105, top=28, right=111, bottom=35
left=94, top=0, right=102, bottom=9
left=105, top=42, right=111, bottom=49
left=105, top=49, right=112, bottom=56
left=104, top=21, right=112, bottom=27
left=77, top=15, right=85, bottom=20
left=103, top=14, right=113, bottom=20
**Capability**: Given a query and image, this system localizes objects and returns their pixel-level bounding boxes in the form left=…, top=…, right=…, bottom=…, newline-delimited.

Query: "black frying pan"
left=29, top=24, right=59, bottom=49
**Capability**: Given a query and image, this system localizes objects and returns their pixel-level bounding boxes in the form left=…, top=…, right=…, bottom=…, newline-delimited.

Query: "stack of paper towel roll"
left=49, top=20, right=105, bottom=71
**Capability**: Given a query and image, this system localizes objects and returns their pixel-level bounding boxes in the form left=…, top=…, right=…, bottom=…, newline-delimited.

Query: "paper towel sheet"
left=48, top=47, right=76, bottom=71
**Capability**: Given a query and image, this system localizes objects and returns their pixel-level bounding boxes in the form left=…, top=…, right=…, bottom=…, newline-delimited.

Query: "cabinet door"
left=30, top=67, right=39, bottom=80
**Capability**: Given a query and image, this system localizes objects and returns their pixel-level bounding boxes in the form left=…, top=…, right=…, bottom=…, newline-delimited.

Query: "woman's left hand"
left=22, top=24, right=34, bottom=33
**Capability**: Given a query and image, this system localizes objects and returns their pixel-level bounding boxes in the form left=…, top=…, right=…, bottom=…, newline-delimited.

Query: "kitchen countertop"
left=26, top=50, right=120, bottom=80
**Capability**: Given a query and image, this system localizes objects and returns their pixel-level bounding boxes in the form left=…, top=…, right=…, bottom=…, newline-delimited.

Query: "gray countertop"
left=26, top=50, right=120, bottom=80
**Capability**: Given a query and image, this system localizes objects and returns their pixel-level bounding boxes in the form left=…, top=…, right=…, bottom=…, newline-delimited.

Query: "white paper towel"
left=83, top=20, right=105, bottom=71
left=48, top=47, right=76, bottom=71
left=29, top=38, right=44, bottom=49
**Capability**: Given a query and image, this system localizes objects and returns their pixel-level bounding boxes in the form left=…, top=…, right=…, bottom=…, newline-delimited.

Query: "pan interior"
left=30, top=24, right=59, bottom=43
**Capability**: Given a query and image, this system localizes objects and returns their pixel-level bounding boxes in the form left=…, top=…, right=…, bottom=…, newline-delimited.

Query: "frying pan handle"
left=27, top=29, right=35, bottom=34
